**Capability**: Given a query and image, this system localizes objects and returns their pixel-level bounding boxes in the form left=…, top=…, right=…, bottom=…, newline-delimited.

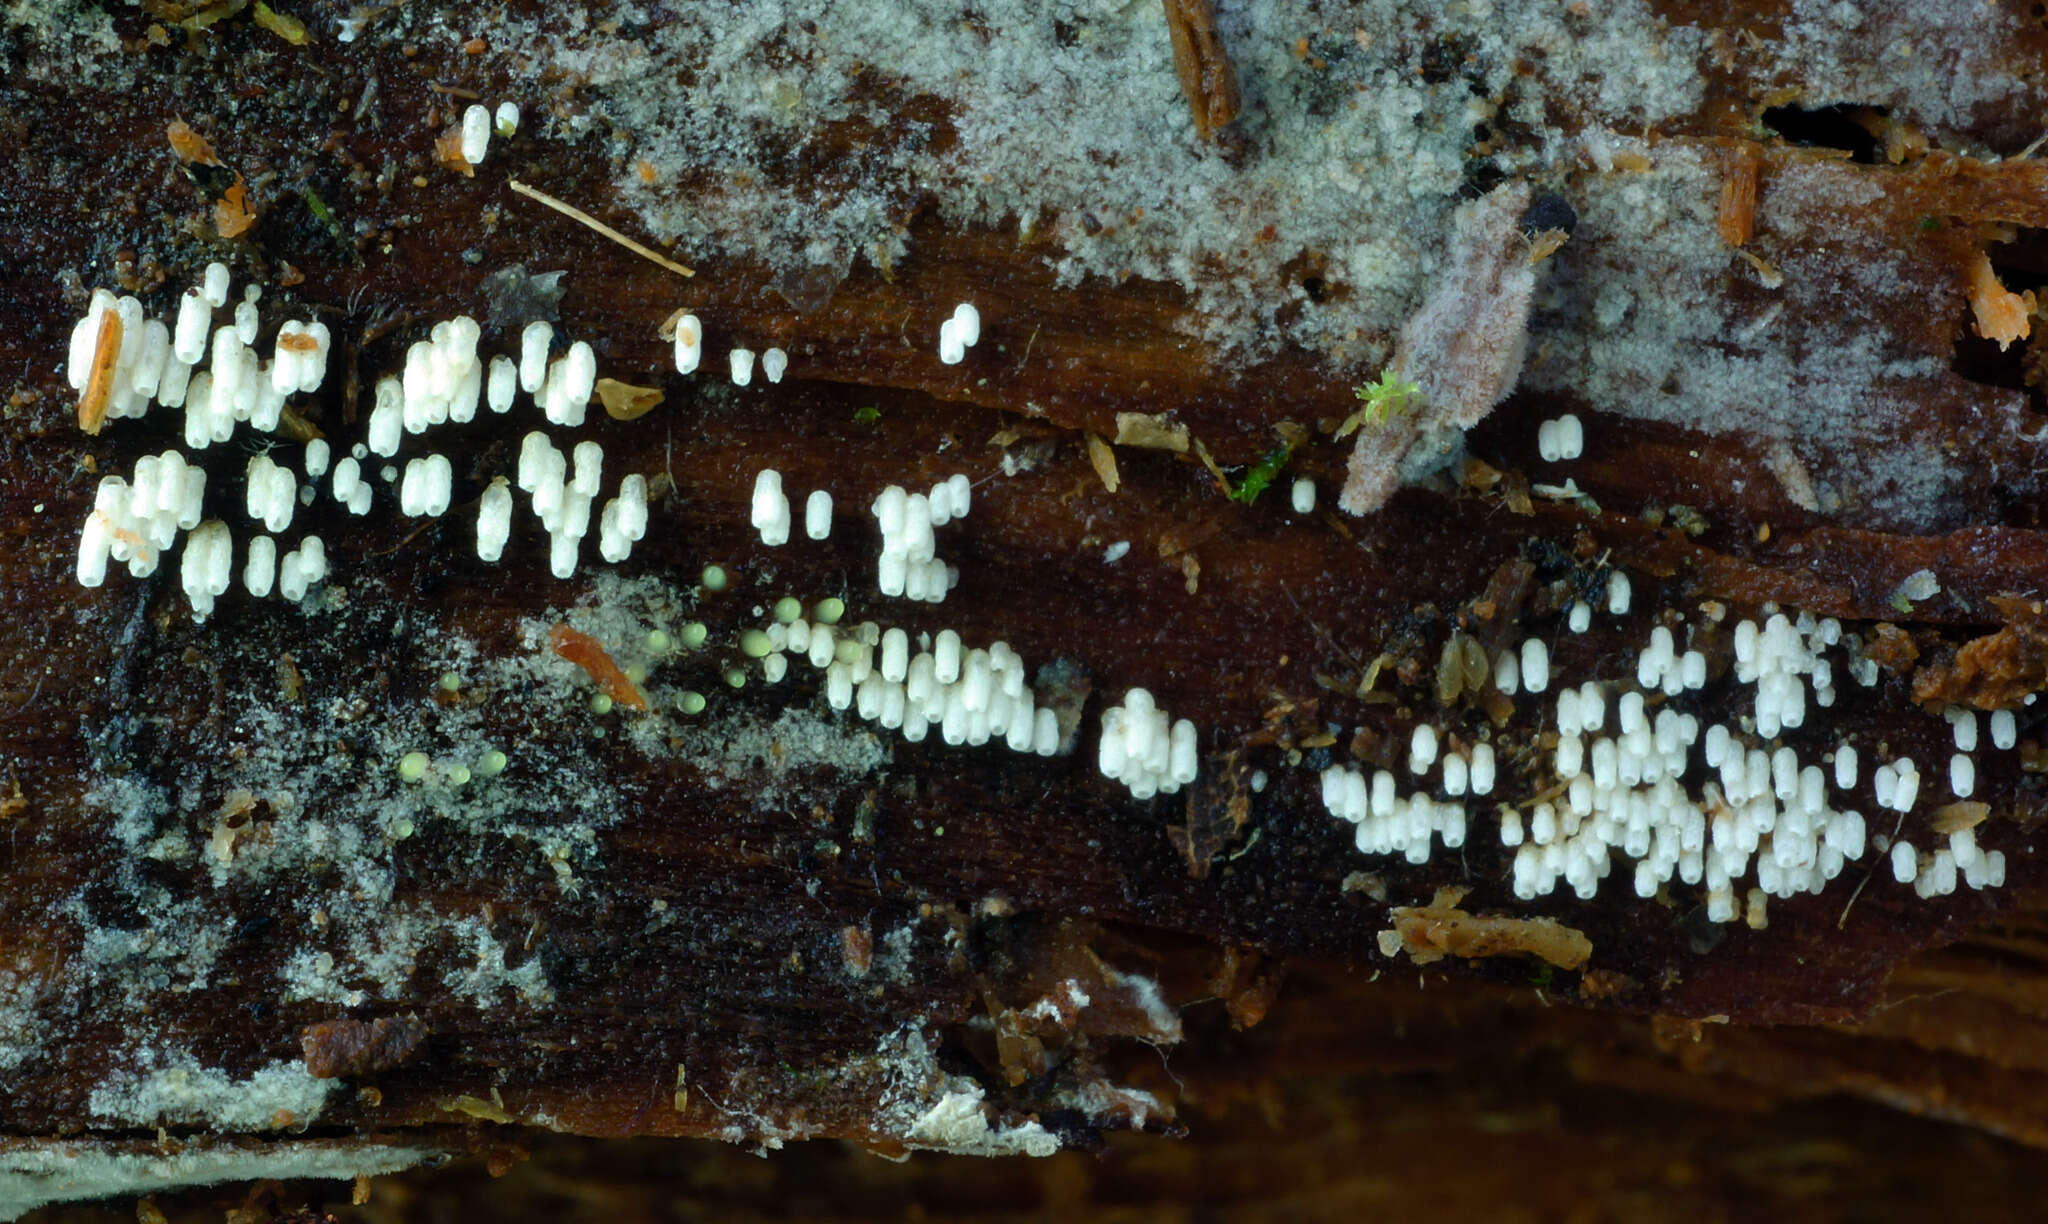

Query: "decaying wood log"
left=6, top=1, right=2048, bottom=1218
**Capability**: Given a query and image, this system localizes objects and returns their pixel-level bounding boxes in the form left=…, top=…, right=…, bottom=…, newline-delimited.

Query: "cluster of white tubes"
left=1098, top=688, right=1198, bottom=800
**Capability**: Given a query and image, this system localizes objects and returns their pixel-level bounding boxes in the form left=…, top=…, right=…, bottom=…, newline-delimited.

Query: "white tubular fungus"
left=234, top=298, right=259, bottom=347
left=1290, top=476, right=1316, bottom=514
left=751, top=468, right=790, bottom=546
left=181, top=519, right=233, bottom=621
left=729, top=347, right=756, bottom=386
left=422, top=454, right=453, bottom=517
left=244, top=534, right=276, bottom=597
left=172, top=288, right=211, bottom=365
left=673, top=313, right=702, bottom=375
left=1520, top=637, right=1549, bottom=693
left=202, top=261, right=231, bottom=308
left=571, top=440, right=604, bottom=499
left=519, top=320, right=553, bottom=393
left=617, top=474, right=648, bottom=541
left=1556, top=413, right=1584, bottom=459
left=1096, top=688, right=1197, bottom=799
left=399, top=458, right=429, bottom=517
left=952, top=302, right=981, bottom=348
left=805, top=489, right=833, bottom=540
left=493, top=100, right=520, bottom=137
left=303, top=438, right=330, bottom=480
left=762, top=347, right=788, bottom=384
left=461, top=103, right=491, bottom=165
left=477, top=479, right=513, bottom=563
left=562, top=340, right=596, bottom=424
left=1991, top=708, right=2018, bottom=750
left=368, top=378, right=403, bottom=456
left=487, top=355, right=517, bottom=414
left=937, top=317, right=965, bottom=365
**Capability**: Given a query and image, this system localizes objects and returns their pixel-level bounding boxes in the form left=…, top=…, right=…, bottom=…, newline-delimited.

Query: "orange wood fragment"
left=1967, top=252, right=2034, bottom=351
left=76, top=309, right=122, bottom=435
left=548, top=624, right=648, bottom=711
left=1718, top=142, right=1760, bottom=247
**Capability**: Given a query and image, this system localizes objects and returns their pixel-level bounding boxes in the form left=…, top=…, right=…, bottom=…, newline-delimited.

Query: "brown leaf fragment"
left=301, top=1015, right=430, bottom=1079
left=1162, top=0, right=1240, bottom=142
left=76, top=307, right=121, bottom=435
left=1113, top=410, right=1189, bottom=452
left=1912, top=595, right=2048, bottom=710
left=596, top=377, right=664, bottom=421
left=1085, top=432, right=1121, bottom=493
left=1382, top=889, right=1593, bottom=970
left=1930, top=801, right=1990, bottom=835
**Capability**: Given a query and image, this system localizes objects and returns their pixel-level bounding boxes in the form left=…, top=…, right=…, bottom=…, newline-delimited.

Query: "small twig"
left=507, top=179, right=695, bottom=279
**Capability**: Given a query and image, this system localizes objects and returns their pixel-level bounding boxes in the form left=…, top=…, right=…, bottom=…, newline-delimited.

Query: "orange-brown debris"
left=302, top=1015, right=430, bottom=1079
left=214, top=178, right=257, bottom=238
left=166, top=119, right=221, bottom=166
left=1967, top=252, right=2034, bottom=351
left=1912, top=595, right=2048, bottom=710
left=1383, top=888, right=1593, bottom=971
left=1718, top=142, right=1761, bottom=247
left=548, top=624, right=649, bottom=712
left=76, top=308, right=121, bottom=435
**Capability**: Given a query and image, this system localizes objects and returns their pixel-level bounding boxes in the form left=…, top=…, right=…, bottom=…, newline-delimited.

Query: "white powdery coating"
left=461, top=103, right=492, bottom=164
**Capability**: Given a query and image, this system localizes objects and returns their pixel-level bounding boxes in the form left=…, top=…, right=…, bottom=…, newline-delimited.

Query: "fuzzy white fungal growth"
left=762, top=347, right=788, bottom=384
left=673, top=314, right=702, bottom=375
left=729, top=347, right=756, bottom=386
left=460, top=103, right=491, bottom=165
left=493, top=101, right=520, bottom=137
left=1290, top=476, right=1316, bottom=514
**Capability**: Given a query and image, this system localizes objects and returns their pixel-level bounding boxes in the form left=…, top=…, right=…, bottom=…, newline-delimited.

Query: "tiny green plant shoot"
left=1336, top=368, right=1421, bottom=440
left=1228, top=442, right=1292, bottom=504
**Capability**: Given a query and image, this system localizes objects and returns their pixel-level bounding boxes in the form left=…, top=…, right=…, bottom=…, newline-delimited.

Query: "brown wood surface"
left=7, top=1, right=2048, bottom=1219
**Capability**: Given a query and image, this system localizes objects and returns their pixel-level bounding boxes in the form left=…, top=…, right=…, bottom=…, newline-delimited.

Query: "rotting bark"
left=7, top=2, right=2048, bottom=1219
